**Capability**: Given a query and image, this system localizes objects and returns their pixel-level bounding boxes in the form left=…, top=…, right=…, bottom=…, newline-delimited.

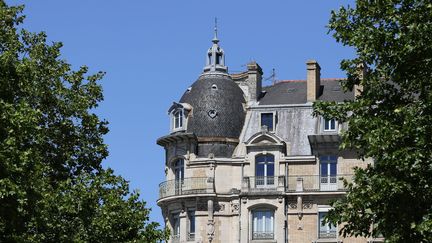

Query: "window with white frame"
left=260, top=112, right=274, bottom=131
left=173, top=109, right=184, bottom=130
left=172, top=212, right=180, bottom=242
left=323, top=117, right=337, bottom=132
left=187, top=210, right=195, bottom=241
left=255, top=154, right=275, bottom=187
left=252, top=209, right=274, bottom=240
left=320, top=156, right=338, bottom=191
left=319, top=211, right=336, bottom=239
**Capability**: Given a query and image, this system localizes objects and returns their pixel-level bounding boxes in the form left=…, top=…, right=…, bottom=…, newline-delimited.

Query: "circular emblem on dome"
left=208, top=110, right=218, bottom=119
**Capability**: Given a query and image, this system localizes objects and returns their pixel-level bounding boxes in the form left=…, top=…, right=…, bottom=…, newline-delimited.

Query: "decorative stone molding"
left=231, top=203, right=240, bottom=213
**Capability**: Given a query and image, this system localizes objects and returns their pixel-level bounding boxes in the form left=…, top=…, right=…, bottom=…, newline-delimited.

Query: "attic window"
left=260, top=113, right=274, bottom=131
left=211, top=84, right=218, bottom=90
left=187, top=87, right=192, bottom=92
left=287, top=88, right=297, bottom=93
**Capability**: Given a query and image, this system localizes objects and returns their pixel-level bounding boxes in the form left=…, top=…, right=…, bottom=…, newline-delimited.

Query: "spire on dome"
left=204, top=18, right=227, bottom=73
left=212, top=18, right=219, bottom=44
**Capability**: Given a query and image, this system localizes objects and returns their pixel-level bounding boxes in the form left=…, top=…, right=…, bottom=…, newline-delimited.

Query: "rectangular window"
left=319, top=212, right=336, bottom=239
left=323, top=118, right=337, bottom=132
left=174, top=110, right=183, bottom=129
left=187, top=210, right=195, bottom=241
left=172, top=213, right=180, bottom=241
left=252, top=209, right=274, bottom=240
left=260, top=113, right=274, bottom=131
left=320, top=156, right=338, bottom=191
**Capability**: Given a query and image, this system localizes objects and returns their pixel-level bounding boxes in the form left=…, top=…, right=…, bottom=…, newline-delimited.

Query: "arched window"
left=252, top=209, right=274, bottom=240
left=255, top=154, right=275, bottom=187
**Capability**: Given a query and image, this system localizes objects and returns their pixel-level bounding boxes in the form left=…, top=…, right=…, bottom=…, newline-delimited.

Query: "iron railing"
left=242, top=176, right=285, bottom=192
left=253, top=231, right=274, bottom=240
left=319, top=230, right=337, bottom=239
left=287, top=174, right=353, bottom=192
left=187, top=232, right=195, bottom=241
left=171, top=234, right=180, bottom=243
left=159, top=177, right=214, bottom=199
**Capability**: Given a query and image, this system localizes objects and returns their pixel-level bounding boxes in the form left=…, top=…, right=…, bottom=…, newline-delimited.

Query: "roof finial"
left=212, top=17, right=219, bottom=43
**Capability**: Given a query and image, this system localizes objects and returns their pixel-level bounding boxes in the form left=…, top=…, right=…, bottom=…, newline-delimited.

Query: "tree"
left=313, top=0, right=432, bottom=242
left=0, top=1, right=168, bottom=242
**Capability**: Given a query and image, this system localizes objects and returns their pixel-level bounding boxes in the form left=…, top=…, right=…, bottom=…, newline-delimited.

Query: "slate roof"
left=179, top=73, right=246, bottom=139
left=259, top=78, right=354, bottom=105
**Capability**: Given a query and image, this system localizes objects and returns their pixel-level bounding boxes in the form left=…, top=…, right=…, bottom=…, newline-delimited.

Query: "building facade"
left=156, top=33, right=382, bottom=243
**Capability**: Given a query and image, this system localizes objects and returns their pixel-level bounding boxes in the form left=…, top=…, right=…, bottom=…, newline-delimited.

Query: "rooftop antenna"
left=264, top=68, right=277, bottom=84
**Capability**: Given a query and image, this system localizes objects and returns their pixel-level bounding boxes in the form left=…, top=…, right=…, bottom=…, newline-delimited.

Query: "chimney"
left=246, top=61, right=263, bottom=102
left=306, top=60, right=321, bottom=102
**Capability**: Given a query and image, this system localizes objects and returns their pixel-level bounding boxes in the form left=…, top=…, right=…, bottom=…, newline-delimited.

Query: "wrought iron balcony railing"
left=242, top=176, right=285, bottom=192
left=287, top=174, right=353, bottom=192
left=319, top=230, right=337, bottom=239
left=171, top=234, right=180, bottom=243
left=159, top=177, right=214, bottom=199
left=253, top=231, right=274, bottom=240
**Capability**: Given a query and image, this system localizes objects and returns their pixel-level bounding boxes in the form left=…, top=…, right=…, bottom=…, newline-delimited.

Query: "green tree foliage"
left=0, top=2, right=168, bottom=242
left=313, top=0, right=432, bottom=242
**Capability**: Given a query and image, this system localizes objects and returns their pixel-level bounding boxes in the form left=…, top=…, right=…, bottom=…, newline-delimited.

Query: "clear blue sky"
left=9, top=0, right=355, bottom=225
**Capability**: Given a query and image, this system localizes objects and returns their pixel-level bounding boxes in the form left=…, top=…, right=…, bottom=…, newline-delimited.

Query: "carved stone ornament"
left=215, top=203, right=225, bottom=212
left=207, top=220, right=215, bottom=242
left=288, top=201, right=297, bottom=209
left=302, top=201, right=313, bottom=209
left=231, top=203, right=240, bottom=213
left=208, top=109, right=218, bottom=119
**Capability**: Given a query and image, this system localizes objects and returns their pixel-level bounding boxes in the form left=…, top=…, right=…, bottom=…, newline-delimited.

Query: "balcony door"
left=320, top=156, right=337, bottom=191
left=256, top=154, right=275, bottom=187
left=174, top=159, right=184, bottom=195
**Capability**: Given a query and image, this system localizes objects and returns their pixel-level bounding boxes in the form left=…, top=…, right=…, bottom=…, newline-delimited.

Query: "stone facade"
left=156, top=34, right=383, bottom=243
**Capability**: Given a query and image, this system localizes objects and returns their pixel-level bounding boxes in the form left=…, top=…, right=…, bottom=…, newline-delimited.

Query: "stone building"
left=156, top=32, right=383, bottom=243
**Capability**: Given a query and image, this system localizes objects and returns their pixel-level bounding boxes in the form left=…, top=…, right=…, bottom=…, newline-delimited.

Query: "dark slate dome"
left=179, top=73, right=245, bottom=139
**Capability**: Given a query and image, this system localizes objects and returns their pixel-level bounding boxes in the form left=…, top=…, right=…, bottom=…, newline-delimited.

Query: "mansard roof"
left=258, top=78, right=354, bottom=105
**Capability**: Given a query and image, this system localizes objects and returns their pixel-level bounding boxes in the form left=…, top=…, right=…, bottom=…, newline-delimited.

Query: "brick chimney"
left=306, top=60, right=321, bottom=102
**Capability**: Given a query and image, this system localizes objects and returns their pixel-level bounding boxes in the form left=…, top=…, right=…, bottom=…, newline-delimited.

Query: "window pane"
left=330, top=163, right=337, bottom=176
left=321, top=163, right=328, bottom=176
left=261, top=113, right=273, bottom=131
left=324, top=119, right=330, bottom=130
left=330, top=119, right=335, bottom=130
left=266, top=163, right=274, bottom=176
left=256, top=155, right=266, bottom=163
left=256, top=163, right=265, bottom=177
left=189, top=211, right=195, bottom=233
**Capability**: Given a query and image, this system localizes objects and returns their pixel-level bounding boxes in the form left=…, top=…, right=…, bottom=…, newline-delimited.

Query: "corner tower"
left=157, top=30, right=246, bottom=243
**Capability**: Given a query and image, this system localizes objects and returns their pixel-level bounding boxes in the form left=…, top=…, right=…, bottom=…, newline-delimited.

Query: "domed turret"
left=179, top=74, right=245, bottom=139
left=175, top=26, right=246, bottom=157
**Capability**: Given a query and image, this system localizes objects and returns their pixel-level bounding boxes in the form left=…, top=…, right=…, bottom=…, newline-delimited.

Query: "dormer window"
left=173, top=110, right=183, bottom=129
left=260, top=112, right=276, bottom=132
left=168, top=102, right=192, bottom=133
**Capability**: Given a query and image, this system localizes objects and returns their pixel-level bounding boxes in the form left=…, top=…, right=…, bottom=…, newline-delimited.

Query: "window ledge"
left=251, top=240, right=277, bottom=243
left=313, top=239, right=342, bottom=243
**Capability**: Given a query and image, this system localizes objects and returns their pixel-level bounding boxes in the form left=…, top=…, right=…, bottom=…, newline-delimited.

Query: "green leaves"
left=315, top=0, right=432, bottom=242
left=0, top=1, right=167, bottom=242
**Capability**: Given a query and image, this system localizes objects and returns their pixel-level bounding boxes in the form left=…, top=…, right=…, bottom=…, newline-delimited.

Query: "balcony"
left=287, top=175, right=353, bottom=192
left=253, top=231, right=274, bottom=240
left=319, top=230, right=337, bottom=239
left=159, top=177, right=214, bottom=199
left=242, top=176, right=285, bottom=193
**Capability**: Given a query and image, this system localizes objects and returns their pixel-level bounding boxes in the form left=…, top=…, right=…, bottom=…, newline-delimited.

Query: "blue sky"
left=10, top=0, right=355, bottom=225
